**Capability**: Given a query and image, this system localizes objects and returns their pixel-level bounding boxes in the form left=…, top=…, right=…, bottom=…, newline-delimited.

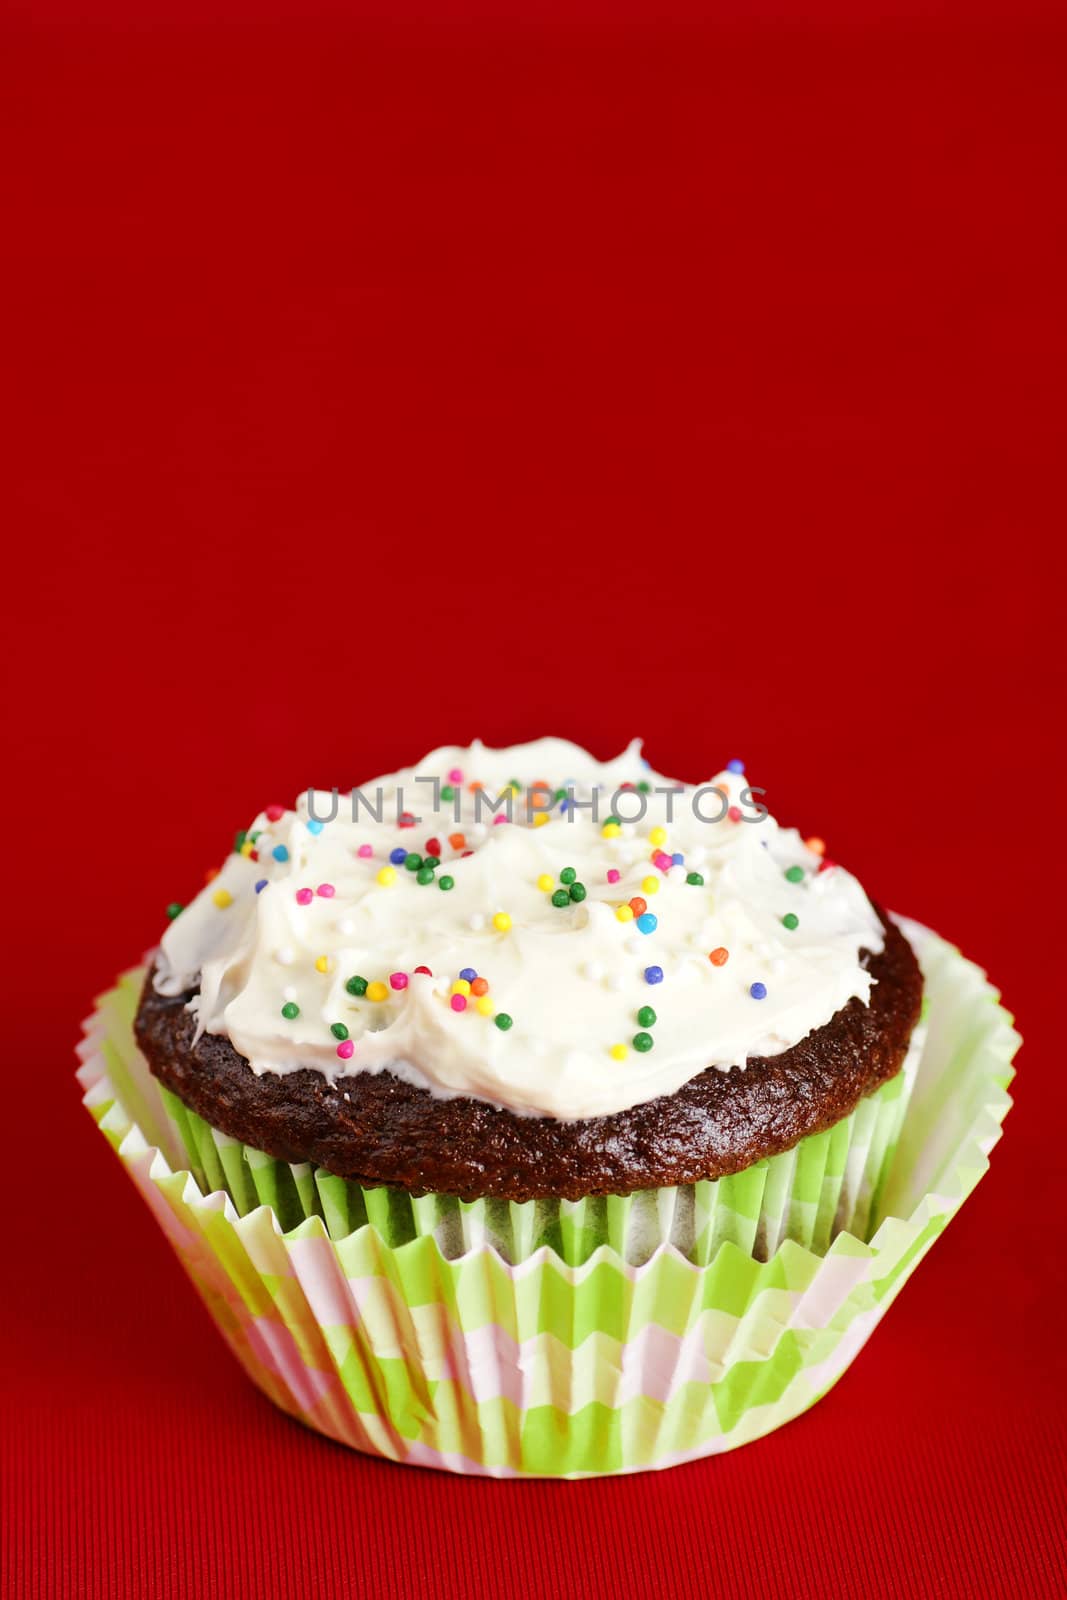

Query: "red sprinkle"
left=728, top=806, right=742, bottom=823
left=425, top=837, right=442, bottom=857
left=265, top=805, right=284, bottom=822
left=398, top=812, right=416, bottom=829
left=414, top=965, right=433, bottom=976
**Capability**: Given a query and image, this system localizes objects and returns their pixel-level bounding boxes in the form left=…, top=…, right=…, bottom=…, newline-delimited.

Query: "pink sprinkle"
left=448, top=768, right=463, bottom=783
left=654, top=851, right=672, bottom=871
left=336, top=1040, right=355, bottom=1060
left=389, top=971, right=409, bottom=990
left=295, top=888, right=313, bottom=906
left=606, top=868, right=621, bottom=884
left=450, top=993, right=467, bottom=1012
left=316, top=883, right=335, bottom=898
left=728, top=806, right=742, bottom=823
left=357, top=844, right=373, bottom=858
left=414, top=965, right=432, bottom=976
left=493, top=814, right=508, bottom=826
left=265, top=804, right=284, bottom=822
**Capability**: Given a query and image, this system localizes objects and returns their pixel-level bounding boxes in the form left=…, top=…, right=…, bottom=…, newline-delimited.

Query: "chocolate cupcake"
left=80, top=740, right=1016, bottom=1475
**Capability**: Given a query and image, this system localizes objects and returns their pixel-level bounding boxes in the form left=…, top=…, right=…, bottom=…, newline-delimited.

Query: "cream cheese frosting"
left=154, top=738, right=885, bottom=1120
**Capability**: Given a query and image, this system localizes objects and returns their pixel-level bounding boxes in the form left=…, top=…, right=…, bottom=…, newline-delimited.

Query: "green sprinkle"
left=281, top=1002, right=300, bottom=1020
left=346, top=976, right=368, bottom=996
left=441, top=785, right=455, bottom=802
left=637, top=781, right=652, bottom=794
left=330, top=1022, right=349, bottom=1040
left=439, top=875, right=455, bottom=891
left=604, top=816, right=620, bottom=829
left=637, top=1005, right=657, bottom=1028
left=404, top=853, right=422, bottom=871
left=686, top=872, right=704, bottom=886
left=785, top=865, right=805, bottom=883
left=560, top=867, right=577, bottom=885
left=423, top=855, right=440, bottom=869
left=782, top=912, right=799, bottom=930
left=554, top=787, right=568, bottom=802
left=495, top=1013, right=513, bottom=1031
left=417, top=866, right=435, bottom=885
left=234, top=829, right=247, bottom=852
left=632, top=1031, right=654, bottom=1053
left=166, top=902, right=183, bottom=921
left=250, top=831, right=261, bottom=843
left=568, top=882, right=587, bottom=902
left=551, top=888, right=571, bottom=908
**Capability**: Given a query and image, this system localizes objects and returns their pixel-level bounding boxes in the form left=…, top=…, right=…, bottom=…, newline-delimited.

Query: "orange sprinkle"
left=629, top=896, right=647, bottom=917
left=709, top=947, right=729, bottom=967
left=449, top=832, right=466, bottom=850
left=806, top=836, right=826, bottom=856
left=471, top=977, right=489, bottom=997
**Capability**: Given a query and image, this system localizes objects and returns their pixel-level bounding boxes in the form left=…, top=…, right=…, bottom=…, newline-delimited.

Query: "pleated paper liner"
left=77, top=920, right=1018, bottom=1476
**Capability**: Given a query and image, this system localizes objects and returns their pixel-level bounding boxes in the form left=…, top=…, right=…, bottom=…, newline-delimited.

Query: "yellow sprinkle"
left=377, top=867, right=397, bottom=886
left=315, top=955, right=332, bottom=974
left=532, top=813, right=550, bottom=828
left=610, top=1043, right=629, bottom=1061
left=601, top=822, right=621, bottom=839
left=366, top=981, right=389, bottom=1002
left=240, top=840, right=254, bottom=858
left=475, top=996, right=494, bottom=1017
left=615, top=905, right=634, bottom=923
left=492, top=912, right=512, bottom=932
left=452, top=979, right=472, bottom=996
left=537, top=874, right=555, bottom=892
left=649, top=826, right=667, bottom=847
left=212, top=888, right=233, bottom=909
left=641, top=876, right=659, bottom=895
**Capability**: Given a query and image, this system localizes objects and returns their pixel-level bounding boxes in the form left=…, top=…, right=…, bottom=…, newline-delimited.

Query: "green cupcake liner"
left=78, top=919, right=1017, bottom=1476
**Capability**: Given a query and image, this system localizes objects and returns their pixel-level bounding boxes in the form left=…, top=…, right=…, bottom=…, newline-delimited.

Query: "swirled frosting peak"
left=154, top=738, right=885, bottom=1120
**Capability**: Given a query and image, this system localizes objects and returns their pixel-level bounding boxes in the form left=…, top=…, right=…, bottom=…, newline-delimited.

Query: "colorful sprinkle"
left=709, top=947, right=729, bottom=966
left=357, top=843, right=374, bottom=858
left=728, top=806, right=742, bottom=823
left=439, top=875, right=455, bottom=892
left=449, top=833, right=466, bottom=850
left=265, top=804, right=285, bottom=822
left=644, top=965, right=663, bottom=985
left=537, top=874, right=555, bottom=892
left=254, top=879, right=268, bottom=894
left=632, top=1031, right=654, bottom=1052
left=416, top=866, right=435, bottom=884
left=636, top=913, right=658, bottom=934
left=315, top=955, right=332, bottom=974
left=307, top=819, right=324, bottom=836
left=414, top=965, right=433, bottom=976
left=782, top=913, right=799, bottom=930
left=450, top=993, right=468, bottom=1012
left=475, top=996, right=494, bottom=1016
left=389, top=971, right=409, bottom=990
left=404, top=853, right=422, bottom=872
left=552, top=889, right=571, bottom=908
left=459, top=968, right=478, bottom=982
left=346, top=976, right=368, bottom=996
left=785, top=866, right=805, bottom=883
left=641, top=876, right=659, bottom=896
left=560, top=867, right=576, bottom=886
left=448, top=767, right=463, bottom=784
left=471, top=977, right=489, bottom=996
left=726, top=758, right=745, bottom=774
left=452, top=979, right=472, bottom=996
left=492, top=912, right=512, bottom=932
left=601, top=822, right=621, bottom=839
left=649, top=826, right=667, bottom=847
left=281, top=1002, right=300, bottom=1019
left=806, top=837, right=826, bottom=856
left=316, top=883, right=335, bottom=898
left=330, top=1022, right=349, bottom=1040
left=637, top=1005, right=657, bottom=1028
left=295, top=887, right=314, bottom=905
left=569, top=882, right=587, bottom=902
left=398, top=812, right=416, bottom=829
left=750, top=981, right=767, bottom=1000
left=629, top=896, right=647, bottom=917
left=272, top=845, right=289, bottom=863
left=425, top=837, right=442, bottom=858
left=606, top=869, right=621, bottom=884
left=336, top=1039, right=354, bottom=1060
left=610, top=1043, right=628, bottom=1061
left=389, top=847, right=407, bottom=865
left=377, top=867, right=397, bottom=886
left=494, top=1013, right=513, bottom=1031
left=686, top=872, right=704, bottom=886
left=166, top=902, right=183, bottom=920
left=366, top=981, right=389, bottom=1002
left=615, top=905, right=634, bottom=923
left=212, top=888, right=233, bottom=909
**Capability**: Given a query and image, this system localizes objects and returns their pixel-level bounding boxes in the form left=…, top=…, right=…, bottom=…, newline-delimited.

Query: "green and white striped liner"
left=77, top=920, right=1017, bottom=1477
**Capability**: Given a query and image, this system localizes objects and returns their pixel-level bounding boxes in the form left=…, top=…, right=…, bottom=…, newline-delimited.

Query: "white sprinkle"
left=274, top=946, right=295, bottom=966
left=583, top=960, right=605, bottom=983
left=337, top=918, right=355, bottom=936
left=282, top=985, right=298, bottom=1002
left=608, top=974, right=626, bottom=992
left=469, top=913, right=486, bottom=931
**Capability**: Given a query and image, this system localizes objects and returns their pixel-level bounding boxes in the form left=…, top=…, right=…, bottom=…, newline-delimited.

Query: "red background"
left=3, top=7, right=1065, bottom=1597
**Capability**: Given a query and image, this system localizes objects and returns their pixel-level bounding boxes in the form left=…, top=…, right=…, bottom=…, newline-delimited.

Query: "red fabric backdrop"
left=3, top=10, right=1065, bottom=1597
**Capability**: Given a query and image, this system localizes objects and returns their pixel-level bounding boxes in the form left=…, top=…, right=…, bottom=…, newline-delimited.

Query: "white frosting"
left=154, top=739, right=884, bottom=1120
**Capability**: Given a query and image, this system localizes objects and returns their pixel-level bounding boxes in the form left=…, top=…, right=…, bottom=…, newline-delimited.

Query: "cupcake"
left=80, top=740, right=1018, bottom=1475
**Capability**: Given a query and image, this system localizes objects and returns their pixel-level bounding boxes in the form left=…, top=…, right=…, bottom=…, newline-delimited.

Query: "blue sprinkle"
left=644, top=965, right=664, bottom=985
left=727, top=758, right=745, bottom=774
left=272, top=845, right=289, bottom=863
left=459, top=967, right=478, bottom=982
left=254, top=879, right=268, bottom=894
left=389, top=847, right=408, bottom=865
left=307, top=819, right=324, bottom=835
left=750, top=981, right=767, bottom=1000
left=671, top=852, right=684, bottom=866
left=636, top=913, right=658, bottom=935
